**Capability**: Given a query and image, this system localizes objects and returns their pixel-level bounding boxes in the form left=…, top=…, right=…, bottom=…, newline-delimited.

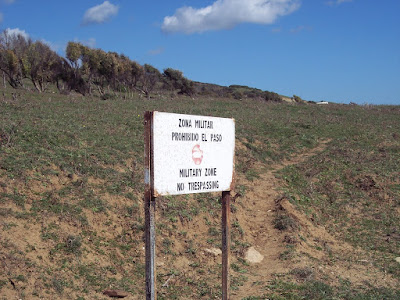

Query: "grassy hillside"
left=0, top=89, right=399, bottom=299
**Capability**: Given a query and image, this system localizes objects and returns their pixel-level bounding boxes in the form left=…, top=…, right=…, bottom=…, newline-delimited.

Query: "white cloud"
left=271, top=27, right=282, bottom=33
left=326, top=0, right=353, bottom=6
left=74, top=37, right=97, bottom=48
left=41, top=39, right=67, bottom=53
left=162, top=0, right=301, bottom=34
left=82, top=1, right=119, bottom=26
left=148, top=47, right=165, bottom=56
left=290, top=25, right=312, bottom=33
left=3, top=27, right=29, bottom=40
left=1, top=0, right=16, bottom=23
left=84, top=38, right=97, bottom=48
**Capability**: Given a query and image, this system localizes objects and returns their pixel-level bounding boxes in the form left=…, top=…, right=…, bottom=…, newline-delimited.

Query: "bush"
left=273, top=213, right=299, bottom=231
left=65, top=235, right=82, bottom=254
left=264, top=91, right=282, bottom=102
left=293, top=94, right=303, bottom=103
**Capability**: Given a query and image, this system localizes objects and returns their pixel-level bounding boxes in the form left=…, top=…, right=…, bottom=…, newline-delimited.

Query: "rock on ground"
left=245, top=246, right=264, bottom=263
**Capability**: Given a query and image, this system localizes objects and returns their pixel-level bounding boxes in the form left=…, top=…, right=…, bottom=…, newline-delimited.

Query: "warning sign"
left=152, top=112, right=235, bottom=196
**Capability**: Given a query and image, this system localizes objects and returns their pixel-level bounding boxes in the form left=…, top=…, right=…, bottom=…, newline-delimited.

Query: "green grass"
left=1, top=88, right=399, bottom=298
left=262, top=279, right=400, bottom=300
left=277, top=106, right=400, bottom=278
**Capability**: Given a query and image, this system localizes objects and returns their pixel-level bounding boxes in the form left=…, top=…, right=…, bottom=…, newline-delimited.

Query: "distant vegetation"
left=0, top=29, right=286, bottom=102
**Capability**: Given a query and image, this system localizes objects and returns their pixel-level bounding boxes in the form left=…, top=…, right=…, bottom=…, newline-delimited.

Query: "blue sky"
left=0, top=0, right=399, bottom=104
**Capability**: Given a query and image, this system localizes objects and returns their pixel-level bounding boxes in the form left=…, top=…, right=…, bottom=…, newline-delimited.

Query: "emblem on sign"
left=192, top=144, right=203, bottom=165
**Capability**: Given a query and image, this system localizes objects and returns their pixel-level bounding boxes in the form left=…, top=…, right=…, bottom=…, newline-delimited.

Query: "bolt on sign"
left=152, top=111, right=235, bottom=196
left=144, top=111, right=235, bottom=300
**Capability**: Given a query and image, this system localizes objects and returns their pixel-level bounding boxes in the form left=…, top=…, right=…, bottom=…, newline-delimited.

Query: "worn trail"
left=232, top=141, right=330, bottom=299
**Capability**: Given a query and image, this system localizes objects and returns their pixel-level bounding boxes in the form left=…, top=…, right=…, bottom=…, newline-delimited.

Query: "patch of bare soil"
left=1, top=139, right=398, bottom=299
left=232, top=140, right=398, bottom=299
left=0, top=163, right=143, bottom=300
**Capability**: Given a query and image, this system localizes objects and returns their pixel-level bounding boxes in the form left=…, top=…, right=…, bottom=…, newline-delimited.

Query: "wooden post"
left=222, top=190, right=231, bottom=300
left=144, top=111, right=157, bottom=300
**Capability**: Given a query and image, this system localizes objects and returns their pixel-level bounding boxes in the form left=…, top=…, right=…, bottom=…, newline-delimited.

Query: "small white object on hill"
left=245, top=246, right=264, bottom=263
left=317, top=101, right=329, bottom=105
left=204, top=248, right=222, bottom=256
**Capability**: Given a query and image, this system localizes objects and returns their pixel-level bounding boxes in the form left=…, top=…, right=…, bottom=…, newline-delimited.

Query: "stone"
left=204, top=248, right=222, bottom=256
left=395, top=257, right=400, bottom=264
left=245, top=246, right=264, bottom=263
left=103, top=289, right=129, bottom=298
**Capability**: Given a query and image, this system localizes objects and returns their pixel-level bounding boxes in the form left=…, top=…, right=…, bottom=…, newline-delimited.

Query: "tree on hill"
left=140, top=64, right=161, bottom=98
left=163, top=67, right=194, bottom=96
left=115, top=54, right=133, bottom=92
left=130, top=61, right=143, bottom=90
left=263, top=91, right=282, bottom=102
left=293, top=95, right=303, bottom=103
left=80, top=46, right=101, bottom=95
left=0, top=29, right=31, bottom=88
left=26, top=41, right=59, bottom=92
left=53, top=57, right=73, bottom=94
left=65, top=42, right=89, bottom=95
left=66, top=42, right=82, bottom=71
left=0, top=49, right=20, bottom=88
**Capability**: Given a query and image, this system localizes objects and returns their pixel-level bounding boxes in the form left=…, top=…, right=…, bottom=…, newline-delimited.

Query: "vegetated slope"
left=0, top=90, right=399, bottom=299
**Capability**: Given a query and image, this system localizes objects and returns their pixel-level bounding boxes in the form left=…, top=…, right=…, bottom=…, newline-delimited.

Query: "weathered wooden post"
left=144, top=111, right=156, bottom=300
left=222, top=190, right=231, bottom=300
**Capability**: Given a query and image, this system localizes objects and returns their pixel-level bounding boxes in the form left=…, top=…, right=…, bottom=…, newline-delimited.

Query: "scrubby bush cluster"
left=193, top=83, right=282, bottom=102
left=0, top=30, right=194, bottom=98
left=228, top=85, right=282, bottom=102
left=0, top=29, right=282, bottom=102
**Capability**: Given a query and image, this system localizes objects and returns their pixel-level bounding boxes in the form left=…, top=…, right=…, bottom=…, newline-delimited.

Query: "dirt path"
left=232, top=141, right=331, bottom=299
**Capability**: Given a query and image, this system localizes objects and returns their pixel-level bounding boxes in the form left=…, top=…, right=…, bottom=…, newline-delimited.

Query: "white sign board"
left=152, top=111, right=235, bottom=196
